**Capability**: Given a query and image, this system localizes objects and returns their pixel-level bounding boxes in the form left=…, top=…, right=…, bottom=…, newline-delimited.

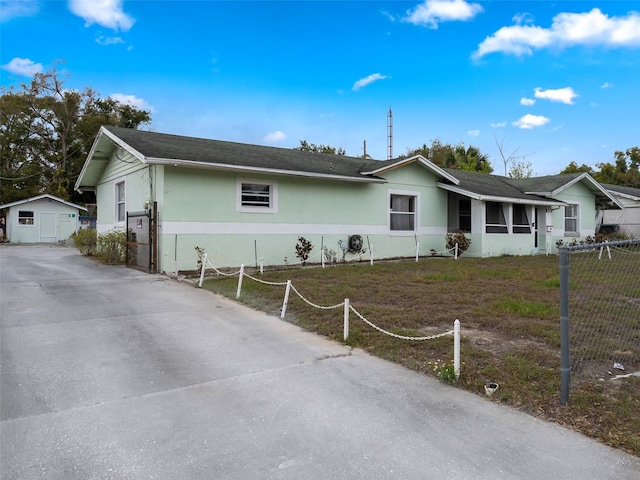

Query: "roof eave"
left=148, top=157, right=387, bottom=183
left=362, top=155, right=460, bottom=185
left=437, top=183, right=565, bottom=206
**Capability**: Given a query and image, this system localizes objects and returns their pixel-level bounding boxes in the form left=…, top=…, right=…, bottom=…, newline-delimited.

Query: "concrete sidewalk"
left=2, top=245, right=639, bottom=479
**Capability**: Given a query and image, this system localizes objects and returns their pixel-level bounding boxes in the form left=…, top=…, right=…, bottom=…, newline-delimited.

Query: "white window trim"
left=18, top=210, right=35, bottom=226
left=236, top=178, right=278, bottom=213
left=564, top=203, right=579, bottom=236
left=388, top=189, right=420, bottom=236
left=512, top=204, right=532, bottom=234
left=115, top=179, right=126, bottom=225
left=485, top=201, right=508, bottom=234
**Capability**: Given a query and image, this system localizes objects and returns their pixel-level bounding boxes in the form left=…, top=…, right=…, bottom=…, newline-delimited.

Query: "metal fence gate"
left=126, top=203, right=157, bottom=273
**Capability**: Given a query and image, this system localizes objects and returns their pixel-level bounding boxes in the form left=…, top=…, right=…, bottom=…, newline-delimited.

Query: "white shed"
left=0, top=194, right=87, bottom=244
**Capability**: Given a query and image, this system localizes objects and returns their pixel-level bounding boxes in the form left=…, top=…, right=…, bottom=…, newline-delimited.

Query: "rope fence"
left=198, top=253, right=461, bottom=379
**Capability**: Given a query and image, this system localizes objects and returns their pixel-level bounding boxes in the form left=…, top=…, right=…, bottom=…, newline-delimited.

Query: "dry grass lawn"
left=200, top=254, right=640, bottom=456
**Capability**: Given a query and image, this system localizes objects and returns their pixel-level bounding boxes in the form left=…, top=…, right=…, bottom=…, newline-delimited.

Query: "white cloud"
left=69, top=0, right=135, bottom=31
left=263, top=131, right=286, bottom=142
left=1, top=57, right=43, bottom=76
left=474, top=8, right=640, bottom=59
left=0, top=0, right=39, bottom=22
left=467, top=129, right=480, bottom=137
left=520, top=97, right=535, bottom=106
left=404, top=0, right=483, bottom=28
left=513, top=114, right=550, bottom=129
left=601, top=82, right=613, bottom=89
left=352, top=73, right=389, bottom=91
left=490, top=121, right=507, bottom=128
left=96, top=35, right=125, bottom=46
left=534, top=87, right=578, bottom=105
left=109, top=93, right=153, bottom=111
left=512, top=12, right=535, bottom=25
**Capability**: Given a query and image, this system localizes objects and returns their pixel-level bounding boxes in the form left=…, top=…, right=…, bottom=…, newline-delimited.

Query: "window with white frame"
left=18, top=210, right=34, bottom=225
left=237, top=179, right=277, bottom=212
left=564, top=204, right=578, bottom=234
left=116, top=181, right=125, bottom=223
left=512, top=204, right=531, bottom=234
left=390, top=194, right=416, bottom=231
left=486, top=202, right=508, bottom=233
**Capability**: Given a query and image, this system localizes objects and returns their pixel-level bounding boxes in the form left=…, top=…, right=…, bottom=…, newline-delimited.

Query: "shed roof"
left=0, top=194, right=87, bottom=211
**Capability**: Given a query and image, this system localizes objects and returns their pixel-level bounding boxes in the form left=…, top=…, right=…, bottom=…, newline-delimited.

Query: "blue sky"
left=1, top=0, right=639, bottom=175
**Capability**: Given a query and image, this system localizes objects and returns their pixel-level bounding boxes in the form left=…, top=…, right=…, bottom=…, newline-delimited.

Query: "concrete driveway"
left=1, top=245, right=639, bottom=479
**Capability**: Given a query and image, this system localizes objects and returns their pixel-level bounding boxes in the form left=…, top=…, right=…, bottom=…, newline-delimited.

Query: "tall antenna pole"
left=387, top=106, right=393, bottom=160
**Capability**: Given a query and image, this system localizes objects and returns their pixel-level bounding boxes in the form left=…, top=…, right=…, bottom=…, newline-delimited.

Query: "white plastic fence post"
left=454, top=319, right=461, bottom=379
left=343, top=299, right=350, bottom=341
left=416, top=242, right=419, bottom=262
left=370, top=245, right=374, bottom=266
left=236, top=264, right=244, bottom=298
left=281, top=280, right=291, bottom=319
left=260, top=258, right=264, bottom=274
left=455, top=243, right=459, bottom=260
left=198, top=253, right=208, bottom=288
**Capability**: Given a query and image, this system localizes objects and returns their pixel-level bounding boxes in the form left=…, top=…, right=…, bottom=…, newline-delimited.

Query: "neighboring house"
left=0, top=194, right=87, bottom=244
left=74, top=126, right=622, bottom=272
left=600, top=184, right=640, bottom=237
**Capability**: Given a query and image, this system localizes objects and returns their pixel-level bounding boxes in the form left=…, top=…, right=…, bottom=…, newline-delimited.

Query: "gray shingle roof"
left=442, top=169, right=554, bottom=202
left=601, top=183, right=640, bottom=199
left=104, top=126, right=382, bottom=180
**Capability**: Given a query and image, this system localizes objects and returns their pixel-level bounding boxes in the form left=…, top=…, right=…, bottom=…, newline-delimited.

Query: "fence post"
left=370, top=245, right=374, bottom=266
left=198, top=253, right=208, bottom=288
left=416, top=242, right=419, bottom=262
left=236, top=264, right=244, bottom=299
left=281, top=280, right=291, bottom=319
left=260, top=258, right=264, bottom=275
left=455, top=243, right=459, bottom=260
left=454, top=319, right=461, bottom=379
left=343, top=299, right=350, bottom=341
left=559, top=247, right=570, bottom=404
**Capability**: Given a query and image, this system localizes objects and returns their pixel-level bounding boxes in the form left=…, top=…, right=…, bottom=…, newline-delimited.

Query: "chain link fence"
left=559, top=239, right=640, bottom=402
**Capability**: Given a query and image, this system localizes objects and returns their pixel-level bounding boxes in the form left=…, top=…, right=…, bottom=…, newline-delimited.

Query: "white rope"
left=243, top=272, right=289, bottom=286
left=289, top=284, right=345, bottom=310
left=205, top=258, right=242, bottom=277
left=349, top=305, right=454, bottom=341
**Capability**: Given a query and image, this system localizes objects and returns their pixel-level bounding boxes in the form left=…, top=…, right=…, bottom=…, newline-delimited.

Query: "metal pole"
left=370, top=245, right=374, bottom=266
left=415, top=242, right=419, bottom=262
left=321, top=236, right=325, bottom=269
left=560, top=247, right=570, bottom=404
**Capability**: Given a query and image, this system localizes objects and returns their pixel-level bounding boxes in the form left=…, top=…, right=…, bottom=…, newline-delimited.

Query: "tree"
left=406, top=139, right=492, bottom=173
left=560, top=147, right=640, bottom=187
left=0, top=65, right=151, bottom=205
left=295, top=139, right=346, bottom=156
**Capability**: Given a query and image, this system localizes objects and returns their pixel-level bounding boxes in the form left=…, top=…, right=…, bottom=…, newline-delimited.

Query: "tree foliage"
left=406, top=139, right=493, bottom=173
left=295, top=139, right=346, bottom=156
left=560, top=147, right=640, bottom=187
left=0, top=66, right=151, bottom=205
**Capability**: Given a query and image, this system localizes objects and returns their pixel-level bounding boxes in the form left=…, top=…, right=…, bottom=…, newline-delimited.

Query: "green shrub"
left=71, top=229, right=97, bottom=256
left=97, top=230, right=127, bottom=264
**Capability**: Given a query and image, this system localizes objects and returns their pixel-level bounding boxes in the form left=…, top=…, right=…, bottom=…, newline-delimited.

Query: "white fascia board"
left=100, top=127, right=147, bottom=162
left=0, top=194, right=87, bottom=211
left=437, top=183, right=565, bottom=206
left=609, top=191, right=640, bottom=202
left=362, top=155, right=460, bottom=185
left=146, top=157, right=387, bottom=183
left=547, top=173, right=625, bottom=209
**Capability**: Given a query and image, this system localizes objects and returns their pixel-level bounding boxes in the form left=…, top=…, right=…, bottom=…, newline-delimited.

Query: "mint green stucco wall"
left=156, top=163, right=450, bottom=271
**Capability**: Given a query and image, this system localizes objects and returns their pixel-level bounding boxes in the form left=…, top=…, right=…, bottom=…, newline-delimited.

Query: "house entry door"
left=126, top=203, right=156, bottom=272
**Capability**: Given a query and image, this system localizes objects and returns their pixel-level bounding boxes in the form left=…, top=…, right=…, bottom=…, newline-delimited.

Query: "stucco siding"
left=6, top=199, right=82, bottom=243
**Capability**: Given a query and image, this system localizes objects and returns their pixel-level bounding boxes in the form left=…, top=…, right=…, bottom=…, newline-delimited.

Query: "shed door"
left=40, top=212, right=57, bottom=243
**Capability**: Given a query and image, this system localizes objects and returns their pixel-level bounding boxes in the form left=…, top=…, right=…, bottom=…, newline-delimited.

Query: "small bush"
left=71, top=229, right=97, bottom=256
left=295, top=236, right=313, bottom=266
left=97, top=230, right=127, bottom=264
left=446, top=231, right=471, bottom=255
